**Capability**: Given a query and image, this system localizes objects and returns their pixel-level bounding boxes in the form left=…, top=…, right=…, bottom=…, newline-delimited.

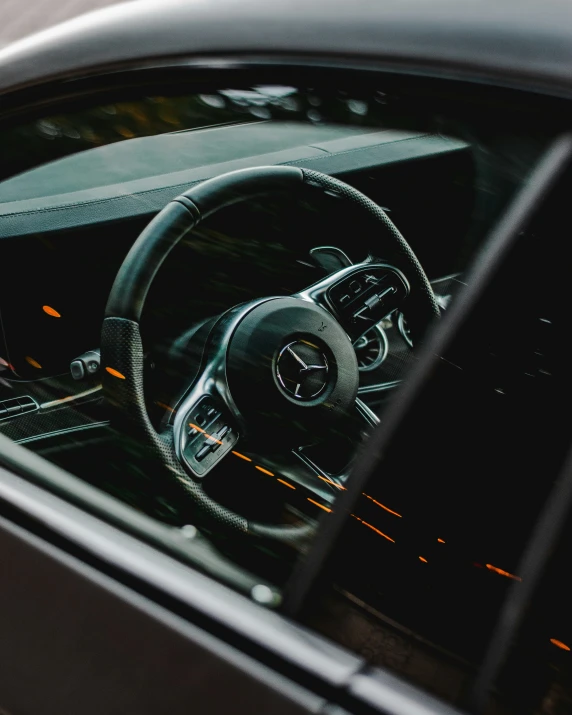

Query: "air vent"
left=353, top=326, right=388, bottom=371
left=0, top=395, right=39, bottom=421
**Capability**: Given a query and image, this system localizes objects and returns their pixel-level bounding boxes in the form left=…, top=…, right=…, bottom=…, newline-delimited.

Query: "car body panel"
left=2, top=0, right=572, bottom=99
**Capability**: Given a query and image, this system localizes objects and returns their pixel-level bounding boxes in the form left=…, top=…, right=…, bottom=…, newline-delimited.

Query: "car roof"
left=2, top=0, right=572, bottom=98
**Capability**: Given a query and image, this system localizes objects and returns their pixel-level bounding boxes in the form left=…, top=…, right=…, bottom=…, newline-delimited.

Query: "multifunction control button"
left=181, top=395, right=238, bottom=477
left=328, top=266, right=408, bottom=338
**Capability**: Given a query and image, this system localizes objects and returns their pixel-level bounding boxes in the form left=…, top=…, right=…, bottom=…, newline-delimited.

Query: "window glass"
left=494, top=516, right=572, bottom=715
left=303, top=143, right=572, bottom=712
left=0, top=83, right=552, bottom=636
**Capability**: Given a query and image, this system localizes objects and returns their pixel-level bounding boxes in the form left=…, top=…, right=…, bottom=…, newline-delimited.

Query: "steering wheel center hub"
left=226, top=297, right=359, bottom=428
left=275, top=340, right=329, bottom=400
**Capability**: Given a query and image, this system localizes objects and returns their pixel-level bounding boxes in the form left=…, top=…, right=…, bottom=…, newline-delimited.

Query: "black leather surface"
left=180, top=165, right=304, bottom=219
left=105, top=200, right=198, bottom=321
left=105, top=166, right=303, bottom=322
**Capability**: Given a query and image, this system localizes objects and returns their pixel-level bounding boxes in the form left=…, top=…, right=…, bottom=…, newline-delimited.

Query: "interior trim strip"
left=15, top=420, right=110, bottom=445
left=40, top=384, right=102, bottom=409
left=358, top=380, right=401, bottom=395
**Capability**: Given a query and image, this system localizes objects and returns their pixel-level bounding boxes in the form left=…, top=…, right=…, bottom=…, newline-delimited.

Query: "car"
left=1, top=1, right=572, bottom=713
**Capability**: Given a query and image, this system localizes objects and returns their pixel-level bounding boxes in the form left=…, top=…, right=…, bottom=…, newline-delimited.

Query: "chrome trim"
left=358, top=380, right=402, bottom=395
left=430, top=272, right=462, bottom=285
left=355, top=397, right=381, bottom=427
left=275, top=341, right=329, bottom=400
left=354, top=325, right=389, bottom=372
left=40, top=384, right=102, bottom=410
left=16, top=420, right=110, bottom=445
left=435, top=293, right=451, bottom=310
left=292, top=449, right=344, bottom=503
left=296, top=260, right=370, bottom=307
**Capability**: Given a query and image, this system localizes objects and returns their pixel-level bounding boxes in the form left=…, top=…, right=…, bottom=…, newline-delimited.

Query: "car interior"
left=1, top=83, right=569, bottom=713
left=0, top=89, right=475, bottom=549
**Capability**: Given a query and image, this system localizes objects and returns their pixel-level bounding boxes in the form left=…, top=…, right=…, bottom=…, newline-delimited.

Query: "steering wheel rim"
left=101, top=166, right=439, bottom=540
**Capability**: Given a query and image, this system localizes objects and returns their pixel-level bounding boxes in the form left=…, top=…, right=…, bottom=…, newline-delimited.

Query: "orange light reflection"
left=156, top=401, right=175, bottom=413
left=308, top=498, right=332, bottom=513
left=255, top=466, right=275, bottom=477
left=419, top=556, right=428, bottom=563
left=351, top=514, right=395, bottom=542
left=42, top=305, right=61, bottom=318
left=232, top=451, right=252, bottom=462
left=277, top=479, right=296, bottom=490
left=189, top=423, right=205, bottom=434
left=486, top=563, right=522, bottom=581
left=105, top=367, right=126, bottom=379
left=550, top=639, right=570, bottom=651
left=25, top=356, right=42, bottom=369
left=362, top=493, right=402, bottom=517
left=438, top=538, right=446, bottom=544
left=317, top=475, right=346, bottom=490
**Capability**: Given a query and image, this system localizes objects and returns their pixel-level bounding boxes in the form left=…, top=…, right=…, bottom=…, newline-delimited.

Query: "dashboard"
left=0, top=119, right=473, bottom=454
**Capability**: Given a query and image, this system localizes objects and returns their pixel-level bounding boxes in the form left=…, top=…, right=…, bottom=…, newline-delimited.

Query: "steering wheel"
left=101, top=166, right=439, bottom=540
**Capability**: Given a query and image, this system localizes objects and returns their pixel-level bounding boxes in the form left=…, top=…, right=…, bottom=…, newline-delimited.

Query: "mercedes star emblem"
left=275, top=341, right=329, bottom=400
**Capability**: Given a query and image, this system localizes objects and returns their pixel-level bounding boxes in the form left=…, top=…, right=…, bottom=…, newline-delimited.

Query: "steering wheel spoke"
left=295, top=262, right=410, bottom=342
left=355, top=396, right=381, bottom=428
left=175, top=392, right=239, bottom=478
left=171, top=300, right=275, bottom=479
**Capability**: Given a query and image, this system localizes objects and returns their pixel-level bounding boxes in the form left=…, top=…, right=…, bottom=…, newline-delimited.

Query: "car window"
left=299, top=136, right=572, bottom=714
left=0, top=82, right=558, bottom=702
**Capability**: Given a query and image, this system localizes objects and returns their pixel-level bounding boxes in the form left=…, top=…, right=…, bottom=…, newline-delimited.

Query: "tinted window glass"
left=0, top=83, right=549, bottom=627
left=303, top=144, right=572, bottom=712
